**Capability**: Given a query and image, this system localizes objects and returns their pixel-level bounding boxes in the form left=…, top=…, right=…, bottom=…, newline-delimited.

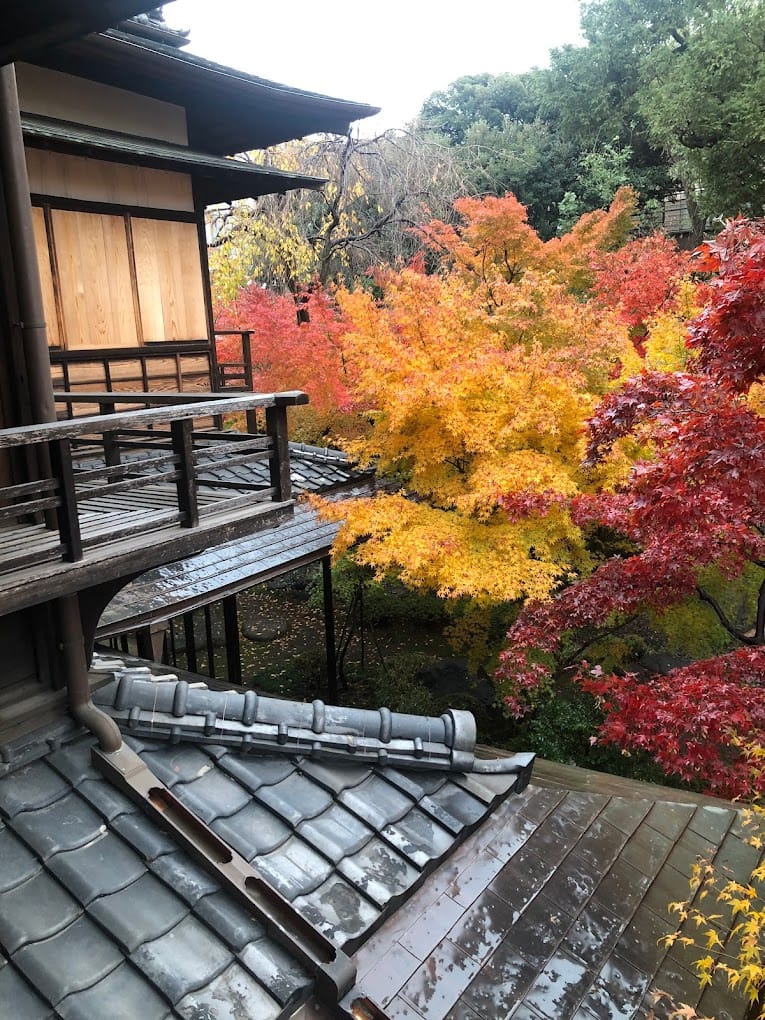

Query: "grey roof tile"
left=297, top=802, right=373, bottom=863
left=580, top=954, right=651, bottom=1019
left=130, top=914, right=232, bottom=1003
left=175, top=767, right=252, bottom=823
left=447, top=848, right=506, bottom=910
left=620, top=821, right=674, bottom=877
left=176, top=961, right=282, bottom=1020
left=55, top=961, right=172, bottom=1020
left=297, top=758, right=370, bottom=794
left=598, top=798, right=652, bottom=836
left=0, top=762, right=69, bottom=819
left=256, top=770, right=334, bottom=827
left=422, top=784, right=487, bottom=832
left=13, top=914, right=122, bottom=1006
left=561, top=898, right=624, bottom=971
left=88, top=873, right=188, bottom=952
left=0, top=826, right=40, bottom=892
left=217, top=753, right=297, bottom=793
left=386, top=994, right=433, bottom=1018
left=444, top=1003, right=483, bottom=1020
left=644, top=802, right=694, bottom=841
left=483, top=808, right=538, bottom=857
left=256, top=835, right=333, bottom=899
left=616, top=906, right=673, bottom=974
left=446, top=889, right=515, bottom=965
left=46, top=742, right=99, bottom=786
left=575, top=816, right=630, bottom=873
left=461, top=938, right=538, bottom=1018
left=555, top=792, right=608, bottom=830
left=641, top=864, right=692, bottom=924
left=0, top=958, right=55, bottom=1019
left=139, top=744, right=216, bottom=788
left=111, top=808, right=177, bottom=860
left=714, top=830, right=762, bottom=877
left=0, top=870, right=81, bottom=953
left=355, top=942, right=421, bottom=1009
left=490, top=846, right=561, bottom=917
left=522, top=950, right=594, bottom=1018
left=450, top=770, right=519, bottom=805
left=536, top=850, right=601, bottom=917
left=381, top=807, right=454, bottom=869
left=74, top=777, right=135, bottom=821
left=340, top=774, right=413, bottom=829
left=10, top=794, right=105, bottom=860
left=665, top=826, right=719, bottom=875
left=400, top=939, right=483, bottom=1019
left=338, top=839, right=419, bottom=909
left=593, top=857, right=652, bottom=918
left=517, top=785, right=566, bottom=824
left=212, top=801, right=291, bottom=860
left=193, top=892, right=265, bottom=952
left=399, top=893, right=465, bottom=962
left=149, top=852, right=220, bottom=905
left=238, top=937, right=311, bottom=1007
left=47, top=831, right=145, bottom=904
left=687, top=804, right=735, bottom=844
left=294, top=875, right=381, bottom=948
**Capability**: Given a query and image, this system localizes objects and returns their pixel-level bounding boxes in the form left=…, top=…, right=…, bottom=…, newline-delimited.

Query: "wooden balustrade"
left=0, top=391, right=308, bottom=573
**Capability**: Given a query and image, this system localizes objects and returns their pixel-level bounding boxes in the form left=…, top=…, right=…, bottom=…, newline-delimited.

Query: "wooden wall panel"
left=26, top=150, right=195, bottom=212
left=31, top=207, right=61, bottom=347
left=132, top=219, right=208, bottom=341
left=52, top=210, right=138, bottom=348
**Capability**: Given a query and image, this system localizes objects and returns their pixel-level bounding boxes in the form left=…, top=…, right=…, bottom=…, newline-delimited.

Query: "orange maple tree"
left=317, top=190, right=641, bottom=604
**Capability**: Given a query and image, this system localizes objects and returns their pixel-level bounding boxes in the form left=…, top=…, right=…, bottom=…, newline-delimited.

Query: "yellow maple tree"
left=316, top=190, right=640, bottom=603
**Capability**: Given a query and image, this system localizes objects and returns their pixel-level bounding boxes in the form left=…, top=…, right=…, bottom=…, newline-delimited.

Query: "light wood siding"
left=52, top=210, right=138, bottom=348
left=16, top=63, right=188, bottom=144
left=32, top=207, right=61, bottom=347
left=26, top=150, right=195, bottom=212
left=133, top=219, right=207, bottom=341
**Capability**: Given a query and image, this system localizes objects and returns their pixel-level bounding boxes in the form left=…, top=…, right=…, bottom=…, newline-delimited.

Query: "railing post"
left=241, top=330, right=254, bottom=390
left=170, top=417, right=199, bottom=528
left=99, top=399, right=120, bottom=468
left=265, top=401, right=291, bottom=502
left=49, top=437, right=83, bottom=562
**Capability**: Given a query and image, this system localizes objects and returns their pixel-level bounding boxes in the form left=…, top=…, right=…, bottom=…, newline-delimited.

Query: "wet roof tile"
left=423, top=785, right=487, bottom=832
left=559, top=898, right=624, bottom=972
left=139, top=744, right=215, bottom=788
left=293, top=874, right=379, bottom=948
left=87, top=873, right=187, bottom=952
left=687, top=804, right=735, bottom=844
left=644, top=801, right=695, bottom=840
left=130, top=914, right=231, bottom=1003
left=48, top=830, right=145, bottom=904
left=13, top=914, right=122, bottom=1006
left=238, top=937, right=311, bottom=1007
left=46, top=742, right=99, bottom=787
left=382, top=807, right=455, bottom=869
left=598, top=797, right=652, bottom=836
left=399, top=893, right=465, bottom=962
left=217, top=752, right=297, bottom=793
left=255, top=770, right=334, bottom=826
left=149, top=852, right=220, bottom=905
left=297, top=758, right=371, bottom=794
left=55, top=961, right=172, bottom=1020
left=340, top=774, right=413, bottom=829
left=0, top=761, right=69, bottom=819
left=297, top=801, right=372, bottom=863
left=111, top=807, right=176, bottom=860
left=193, top=891, right=265, bottom=951
left=73, top=777, right=135, bottom=821
left=174, top=766, right=252, bottom=822
left=0, top=870, right=81, bottom=953
left=338, top=839, right=419, bottom=909
left=447, top=848, right=506, bottom=910
left=10, top=793, right=105, bottom=860
left=256, top=834, right=334, bottom=900
left=581, top=954, right=651, bottom=1020
left=619, top=820, right=674, bottom=876
left=399, top=939, right=483, bottom=1019
left=446, top=888, right=515, bottom=965
left=175, top=961, right=282, bottom=1020
left=0, top=957, right=55, bottom=1020
left=0, top=826, right=40, bottom=892
left=522, top=950, right=594, bottom=1018
left=212, top=801, right=291, bottom=860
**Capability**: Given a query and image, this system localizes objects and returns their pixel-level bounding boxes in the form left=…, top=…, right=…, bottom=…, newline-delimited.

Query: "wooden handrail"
left=0, top=391, right=308, bottom=449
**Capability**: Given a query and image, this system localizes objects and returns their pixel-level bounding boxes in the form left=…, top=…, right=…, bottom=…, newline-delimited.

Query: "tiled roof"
left=0, top=680, right=523, bottom=1018
left=345, top=779, right=755, bottom=1020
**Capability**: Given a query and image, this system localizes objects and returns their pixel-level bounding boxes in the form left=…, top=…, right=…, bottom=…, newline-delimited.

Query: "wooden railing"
left=214, top=330, right=255, bottom=391
left=0, top=391, right=307, bottom=568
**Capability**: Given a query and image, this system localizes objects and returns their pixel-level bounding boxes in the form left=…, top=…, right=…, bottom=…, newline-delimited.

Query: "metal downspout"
left=59, top=594, right=122, bottom=752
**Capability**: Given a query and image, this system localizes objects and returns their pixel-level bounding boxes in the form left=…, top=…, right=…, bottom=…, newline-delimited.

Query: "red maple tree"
left=496, top=218, right=765, bottom=800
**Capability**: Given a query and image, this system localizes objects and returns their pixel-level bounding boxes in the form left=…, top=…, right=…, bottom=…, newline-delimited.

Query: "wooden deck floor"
left=0, top=482, right=293, bottom=614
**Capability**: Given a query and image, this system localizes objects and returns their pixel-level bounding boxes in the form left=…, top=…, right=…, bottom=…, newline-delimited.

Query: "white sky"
left=163, top=1, right=585, bottom=133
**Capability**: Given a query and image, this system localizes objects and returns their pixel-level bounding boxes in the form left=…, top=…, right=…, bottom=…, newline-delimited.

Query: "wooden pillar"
left=322, top=556, right=338, bottom=702
left=135, top=621, right=168, bottom=663
left=222, top=594, right=242, bottom=686
left=183, top=611, right=197, bottom=673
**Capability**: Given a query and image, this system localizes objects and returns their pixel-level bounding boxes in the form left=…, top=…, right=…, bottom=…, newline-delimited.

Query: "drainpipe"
left=59, top=594, right=122, bottom=752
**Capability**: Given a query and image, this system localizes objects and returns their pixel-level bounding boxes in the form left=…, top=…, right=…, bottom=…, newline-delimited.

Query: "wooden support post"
left=171, top=418, right=198, bottom=528
left=49, top=437, right=82, bottom=562
left=136, top=621, right=167, bottom=663
left=184, top=611, right=197, bottom=673
left=265, top=403, right=290, bottom=502
left=322, top=556, right=338, bottom=702
left=222, top=594, right=242, bottom=686
left=99, top=399, right=119, bottom=468
left=204, top=604, right=216, bottom=679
